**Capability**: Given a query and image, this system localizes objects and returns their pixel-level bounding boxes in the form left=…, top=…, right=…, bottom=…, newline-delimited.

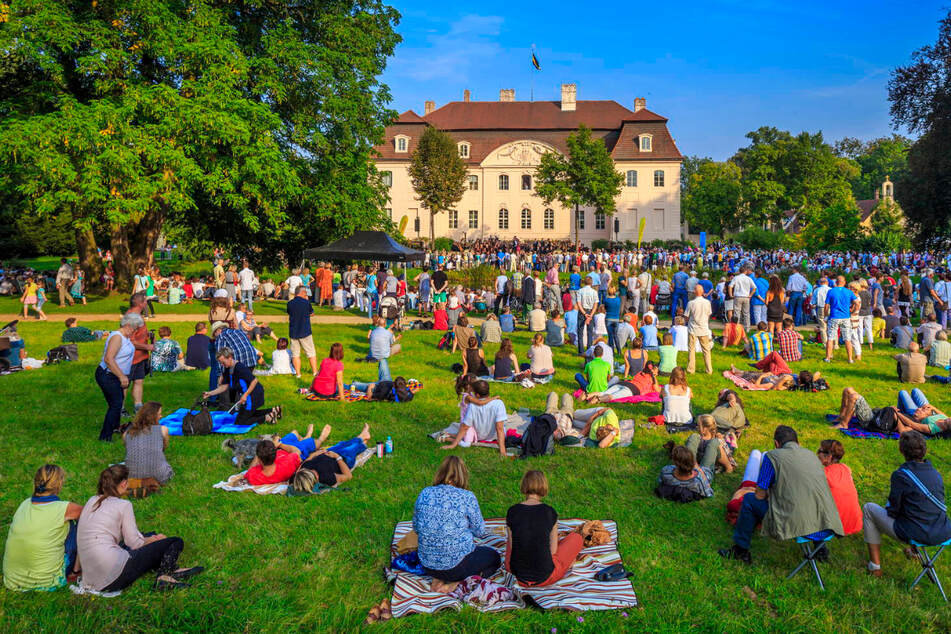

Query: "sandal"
left=365, top=606, right=381, bottom=624
left=379, top=598, right=392, bottom=621
left=171, top=566, right=205, bottom=580
left=154, top=578, right=190, bottom=591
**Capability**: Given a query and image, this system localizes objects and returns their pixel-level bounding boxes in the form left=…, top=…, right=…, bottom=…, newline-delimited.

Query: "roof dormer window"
left=639, top=134, right=652, bottom=152
left=395, top=135, right=409, bottom=153
left=458, top=142, right=470, bottom=159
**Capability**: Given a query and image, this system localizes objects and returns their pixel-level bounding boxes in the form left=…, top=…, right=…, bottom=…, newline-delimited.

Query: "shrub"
left=449, top=265, right=497, bottom=291
left=591, top=239, right=611, bottom=250
left=432, top=237, right=454, bottom=252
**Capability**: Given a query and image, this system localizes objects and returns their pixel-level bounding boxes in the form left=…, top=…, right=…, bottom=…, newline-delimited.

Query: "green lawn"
left=1, top=317, right=950, bottom=632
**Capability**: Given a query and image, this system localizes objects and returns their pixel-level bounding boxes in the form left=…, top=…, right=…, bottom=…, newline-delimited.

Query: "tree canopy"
left=0, top=0, right=400, bottom=284
left=407, top=126, right=467, bottom=243
left=681, top=160, right=742, bottom=235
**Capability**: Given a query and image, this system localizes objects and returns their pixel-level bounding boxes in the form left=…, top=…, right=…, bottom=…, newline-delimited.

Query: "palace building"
left=373, top=83, right=683, bottom=244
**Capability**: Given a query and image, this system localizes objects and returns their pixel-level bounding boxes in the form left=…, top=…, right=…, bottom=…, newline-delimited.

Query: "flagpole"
left=531, top=44, right=535, bottom=102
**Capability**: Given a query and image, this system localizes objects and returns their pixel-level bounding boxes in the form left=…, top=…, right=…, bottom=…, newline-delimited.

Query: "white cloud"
left=388, top=14, right=505, bottom=82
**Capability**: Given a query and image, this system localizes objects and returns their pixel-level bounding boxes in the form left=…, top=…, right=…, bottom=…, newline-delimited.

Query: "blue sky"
left=381, top=1, right=948, bottom=160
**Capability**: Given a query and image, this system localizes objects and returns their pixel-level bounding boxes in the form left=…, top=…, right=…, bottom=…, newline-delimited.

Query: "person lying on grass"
left=833, top=387, right=951, bottom=435
left=244, top=439, right=301, bottom=485
left=346, top=376, right=416, bottom=402
left=413, top=456, right=500, bottom=594
left=2, top=464, right=83, bottom=591
left=442, top=378, right=507, bottom=457
left=728, top=365, right=820, bottom=391
left=291, top=424, right=372, bottom=491
left=265, top=423, right=332, bottom=462
left=581, top=361, right=660, bottom=404
left=505, top=470, right=584, bottom=586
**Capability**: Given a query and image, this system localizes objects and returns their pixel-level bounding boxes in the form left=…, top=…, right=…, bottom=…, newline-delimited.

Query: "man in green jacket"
left=719, top=425, right=844, bottom=564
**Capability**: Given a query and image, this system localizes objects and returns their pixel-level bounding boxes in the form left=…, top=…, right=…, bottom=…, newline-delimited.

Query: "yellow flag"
left=636, top=217, right=647, bottom=249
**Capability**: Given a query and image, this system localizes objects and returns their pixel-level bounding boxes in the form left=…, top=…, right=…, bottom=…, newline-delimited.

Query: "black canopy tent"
left=302, top=231, right=424, bottom=263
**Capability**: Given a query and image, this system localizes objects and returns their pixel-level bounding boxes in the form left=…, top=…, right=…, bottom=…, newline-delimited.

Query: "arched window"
left=498, top=208, right=509, bottom=229
left=498, top=174, right=509, bottom=190
left=521, top=208, right=532, bottom=229
left=521, top=174, right=532, bottom=190
left=595, top=212, right=605, bottom=230
left=544, top=208, right=554, bottom=230
left=626, top=170, right=637, bottom=187
left=639, top=134, right=652, bottom=152
left=395, top=136, right=409, bottom=153
left=380, top=171, right=393, bottom=187
left=653, top=170, right=665, bottom=187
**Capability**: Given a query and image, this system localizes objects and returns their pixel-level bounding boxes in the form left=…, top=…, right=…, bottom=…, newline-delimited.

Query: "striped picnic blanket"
left=824, top=414, right=899, bottom=440
left=430, top=418, right=637, bottom=450
left=385, top=518, right=637, bottom=617
left=303, top=379, right=423, bottom=402
left=571, top=388, right=661, bottom=404
left=159, top=409, right=255, bottom=436
left=212, top=447, right=376, bottom=494
left=723, top=370, right=772, bottom=391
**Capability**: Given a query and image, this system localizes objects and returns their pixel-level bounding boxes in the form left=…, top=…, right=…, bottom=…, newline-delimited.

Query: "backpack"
left=46, top=344, right=78, bottom=364
left=865, top=407, right=898, bottom=435
left=520, top=414, right=557, bottom=458
left=182, top=397, right=214, bottom=436
left=436, top=331, right=454, bottom=351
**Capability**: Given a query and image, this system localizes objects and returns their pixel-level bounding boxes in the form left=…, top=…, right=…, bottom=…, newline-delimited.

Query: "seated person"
left=290, top=424, right=372, bottom=490
left=657, top=333, right=677, bottom=376
left=929, top=330, right=951, bottom=368
left=722, top=316, right=747, bottom=349
left=775, top=318, right=803, bottom=362
left=684, top=414, right=732, bottom=472
left=490, top=338, right=529, bottom=382
left=669, top=316, right=689, bottom=353
left=442, top=379, right=508, bottom=458
left=347, top=376, right=415, bottom=402
left=524, top=334, right=555, bottom=378
left=499, top=307, right=516, bottom=333
left=662, top=367, right=693, bottom=426
left=461, top=337, right=490, bottom=376
left=575, top=345, right=611, bottom=397
left=624, top=337, right=650, bottom=377
left=710, top=389, right=748, bottom=433
left=310, top=343, right=346, bottom=401
left=61, top=317, right=107, bottom=343
left=239, top=311, right=277, bottom=343
left=718, top=425, right=844, bottom=564
left=872, top=309, right=886, bottom=340
left=585, top=337, right=615, bottom=369
left=480, top=313, right=502, bottom=344
left=151, top=326, right=185, bottom=372
left=891, top=316, right=914, bottom=349
left=655, top=444, right=714, bottom=502
left=505, top=470, right=584, bottom=586
left=433, top=303, right=449, bottom=331
left=544, top=312, right=565, bottom=347
left=745, top=322, right=773, bottom=362
left=578, top=406, right=621, bottom=448
left=332, top=285, right=349, bottom=311
left=817, top=439, right=862, bottom=536
left=2, top=464, right=83, bottom=591
left=451, top=316, right=476, bottom=354
left=244, top=439, right=301, bottom=485
left=639, top=315, right=659, bottom=351
left=412, top=456, right=499, bottom=593
left=895, top=342, right=927, bottom=384
left=615, top=313, right=637, bottom=351
left=862, top=431, right=951, bottom=577
left=268, top=338, right=294, bottom=375
left=528, top=303, right=547, bottom=332
left=184, top=322, right=211, bottom=370
left=917, top=314, right=943, bottom=352
left=0, top=333, right=26, bottom=369
left=123, top=402, right=173, bottom=485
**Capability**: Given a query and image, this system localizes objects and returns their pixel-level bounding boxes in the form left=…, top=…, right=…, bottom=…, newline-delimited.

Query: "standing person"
left=415, top=269, right=432, bottom=317
left=765, top=275, right=785, bottom=337
left=70, top=267, right=87, bottom=305
left=823, top=276, right=860, bottom=364
left=126, top=293, right=154, bottom=415
left=576, top=278, right=599, bottom=354
left=671, top=266, right=688, bottom=315
left=368, top=315, right=401, bottom=382
left=685, top=285, right=713, bottom=374
left=95, top=312, right=142, bottom=441
left=812, top=277, right=830, bottom=344
left=431, top=263, right=449, bottom=308
left=238, top=259, right=255, bottom=311
left=213, top=258, right=225, bottom=290
left=286, top=286, right=317, bottom=379
left=204, top=348, right=280, bottom=425
left=750, top=270, right=768, bottom=327
left=786, top=267, right=809, bottom=326
left=919, top=269, right=939, bottom=321
left=19, top=276, right=42, bottom=320
left=730, top=267, right=755, bottom=328
left=223, top=264, right=238, bottom=302
left=604, top=286, right=622, bottom=353
left=55, top=258, right=75, bottom=307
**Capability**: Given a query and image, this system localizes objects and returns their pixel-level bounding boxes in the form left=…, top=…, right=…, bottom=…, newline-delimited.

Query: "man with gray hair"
left=730, top=266, right=756, bottom=328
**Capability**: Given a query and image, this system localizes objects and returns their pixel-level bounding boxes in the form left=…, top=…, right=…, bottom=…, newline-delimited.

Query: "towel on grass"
left=212, top=447, right=375, bottom=494
left=384, top=518, right=637, bottom=617
left=429, top=417, right=636, bottom=450
left=476, top=375, right=554, bottom=386
left=571, top=388, right=661, bottom=404
left=303, top=379, right=423, bottom=402
left=159, top=409, right=256, bottom=436
left=824, top=414, right=900, bottom=440
left=723, top=370, right=773, bottom=391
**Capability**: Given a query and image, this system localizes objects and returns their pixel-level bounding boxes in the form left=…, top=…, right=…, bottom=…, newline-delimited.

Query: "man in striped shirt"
left=746, top=322, right=773, bottom=362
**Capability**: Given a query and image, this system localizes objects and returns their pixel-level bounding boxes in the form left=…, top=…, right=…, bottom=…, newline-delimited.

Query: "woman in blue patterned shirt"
left=412, top=456, right=500, bottom=593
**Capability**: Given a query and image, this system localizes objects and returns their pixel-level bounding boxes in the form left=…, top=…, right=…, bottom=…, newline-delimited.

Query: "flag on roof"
left=532, top=52, right=541, bottom=71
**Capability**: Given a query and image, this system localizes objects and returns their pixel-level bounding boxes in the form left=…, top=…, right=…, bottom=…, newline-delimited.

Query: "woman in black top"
left=291, top=424, right=372, bottom=491
left=765, top=275, right=785, bottom=337
left=505, top=470, right=583, bottom=586
left=462, top=337, right=489, bottom=376
left=204, top=348, right=281, bottom=425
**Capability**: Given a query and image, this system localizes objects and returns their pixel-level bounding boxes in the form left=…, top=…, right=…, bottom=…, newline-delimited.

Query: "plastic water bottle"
left=385, top=436, right=393, bottom=456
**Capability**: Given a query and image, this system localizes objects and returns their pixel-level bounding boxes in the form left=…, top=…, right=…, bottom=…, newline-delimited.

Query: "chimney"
left=560, top=83, right=576, bottom=112
left=499, top=89, right=515, bottom=102
left=463, top=89, right=470, bottom=103
left=875, top=189, right=880, bottom=201
left=634, top=97, right=646, bottom=112
left=424, top=100, right=435, bottom=115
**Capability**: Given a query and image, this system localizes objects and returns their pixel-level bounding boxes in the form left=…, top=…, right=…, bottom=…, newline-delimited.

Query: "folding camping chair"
left=909, top=538, right=951, bottom=602
left=786, top=531, right=836, bottom=591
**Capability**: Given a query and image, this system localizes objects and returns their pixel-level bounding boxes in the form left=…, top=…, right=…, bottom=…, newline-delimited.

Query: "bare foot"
left=441, top=443, right=457, bottom=450
left=430, top=579, right=458, bottom=594
left=359, top=423, right=371, bottom=442
left=317, top=425, right=332, bottom=444
left=304, top=423, right=314, bottom=439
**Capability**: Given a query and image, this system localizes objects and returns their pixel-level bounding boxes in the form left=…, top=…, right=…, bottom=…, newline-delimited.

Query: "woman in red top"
left=311, top=343, right=345, bottom=402
left=433, top=303, right=449, bottom=330
left=817, top=439, right=862, bottom=535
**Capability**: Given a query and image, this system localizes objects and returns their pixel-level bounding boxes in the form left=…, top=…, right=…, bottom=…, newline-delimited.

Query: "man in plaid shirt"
left=213, top=321, right=258, bottom=367
left=775, top=318, right=803, bottom=362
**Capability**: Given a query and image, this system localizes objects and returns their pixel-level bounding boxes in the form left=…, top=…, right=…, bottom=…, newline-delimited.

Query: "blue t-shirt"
left=752, top=277, right=769, bottom=306
left=286, top=296, right=313, bottom=339
left=826, top=286, right=857, bottom=320
left=587, top=272, right=601, bottom=287
left=569, top=273, right=581, bottom=291
left=639, top=324, right=659, bottom=348
left=500, top=314, right=515, bottom=332
left=699, top=279, right=713, bottom=295
left=673, top=271, right=688, bottom=291
left=604, top=296, right=622, bottom=320
left=564, top=309, right=579, bottom=333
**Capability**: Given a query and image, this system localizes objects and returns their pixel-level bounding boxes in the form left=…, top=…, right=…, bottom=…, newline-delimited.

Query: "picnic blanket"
left=571, top=388, right=661, bottom=404
left=303, top=379, right=423, bottom=402
left=723, top=370, right=772, bottom=391
left=429, top=415, right=637, bottom=450
left=477, top=375, right=554, bottom=386
left=824, top=414, right=900, bottom=440
left=159, top=409, right=255, bottom=436
left=384, top=518, right=637, bottom=617
left=212, top=447, right=376, bottom=494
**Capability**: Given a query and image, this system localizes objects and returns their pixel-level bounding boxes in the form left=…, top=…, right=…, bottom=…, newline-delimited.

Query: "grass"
left=1, top=314, right=951, bottom=633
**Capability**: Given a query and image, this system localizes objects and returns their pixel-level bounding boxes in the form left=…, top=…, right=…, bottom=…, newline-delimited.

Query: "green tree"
left=888, top=11, right=951, bottom=243
left=0, top=1, right=400, bottom=286
left=534, top=125, right=623, bottom=245
left=681, top=161, right=743, bottom=235
left=835, top=135, right=911, bottom=200
left=799, top=201, right=863, bottom=251
left=407, top=126, right=468, bottom=243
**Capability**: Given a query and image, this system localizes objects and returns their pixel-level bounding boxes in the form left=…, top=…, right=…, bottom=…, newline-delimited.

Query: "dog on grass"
left=222, top=437, right=274, bottom=469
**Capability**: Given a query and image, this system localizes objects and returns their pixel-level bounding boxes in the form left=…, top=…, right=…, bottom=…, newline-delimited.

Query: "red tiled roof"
left=622, top=108, right=668, bottom=122
left=423, top=100, right=635, bottom=131
left=857, top=199, right=877, bottom=222
left=610, top=121, right=682, bottom=161
left=396, top=110, right=426, bottom=124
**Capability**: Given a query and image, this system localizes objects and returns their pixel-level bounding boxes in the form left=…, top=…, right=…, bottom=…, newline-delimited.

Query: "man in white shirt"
left=238, top=259, right=256, bottom=310
left=729, top=267, right=756, bottom=328
left=785, top=267, right=809, bottom=326
left=332, top=285, right=349, bottom=310
left=528, top=303, right=547, bottom=332
left=454, top=380, right=509, bottom=458
left=576, top=280, right=599, bottom=354
left=285, top=269, right=303, bottom=297
left=685, top=285, right=714, bottom=373
left=637, top=269, right=653, bottom=314
left=812, top=277, right=830, bottom=344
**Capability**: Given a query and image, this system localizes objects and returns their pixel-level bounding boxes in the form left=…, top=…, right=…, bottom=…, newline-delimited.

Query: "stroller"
left=542, top=284, right=560, bottom=314
left=378, top=293, right=404, bottom=328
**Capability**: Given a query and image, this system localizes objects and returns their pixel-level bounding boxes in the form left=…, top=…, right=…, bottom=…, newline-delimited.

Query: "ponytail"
left=93, top=464, right=129, bottom=510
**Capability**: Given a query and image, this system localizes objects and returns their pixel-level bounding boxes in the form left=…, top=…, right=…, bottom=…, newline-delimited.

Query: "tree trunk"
left=111, top=206, right=166, bottom=290
left=75, top=226, right=104, bottom=293
left=574, top=204, right=579, bottom=248
left=430, top=209, right=436, bottom=244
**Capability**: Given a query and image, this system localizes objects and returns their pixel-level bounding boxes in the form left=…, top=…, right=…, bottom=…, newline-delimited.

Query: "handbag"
left=182, top=397, right=213, bottom=436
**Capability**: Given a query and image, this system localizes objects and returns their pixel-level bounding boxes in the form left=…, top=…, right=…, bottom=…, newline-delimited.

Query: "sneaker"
left=717, top=545, right=752, bottom=565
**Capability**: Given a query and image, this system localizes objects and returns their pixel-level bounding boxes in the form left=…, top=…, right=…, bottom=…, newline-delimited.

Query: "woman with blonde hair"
left=412, top=456, right=499, bottom=593
left=123, top=401, right=173, bottom=485
left=2, top=465, right=83, bottom=590
left=505, top=470, right=583, bottom=586
left=524, top=333, right=555, bottom=379
left=684, top=415, right=733, bottom=472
